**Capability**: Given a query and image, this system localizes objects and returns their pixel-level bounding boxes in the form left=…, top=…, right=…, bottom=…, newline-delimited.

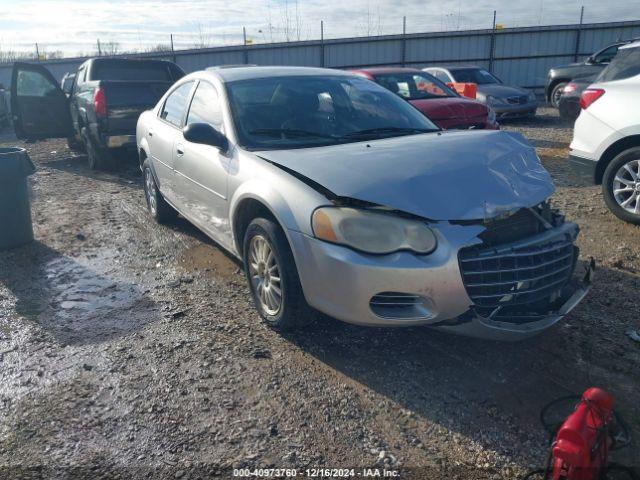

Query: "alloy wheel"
left=144, top=168, right=158, bottom=216
left=248, top=235, right=282, bottom=316
left=612, top=158, right=640, bottom=215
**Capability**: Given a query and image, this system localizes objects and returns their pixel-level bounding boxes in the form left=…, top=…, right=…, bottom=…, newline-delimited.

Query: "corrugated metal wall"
left=1, top=20, right=639, bottom=92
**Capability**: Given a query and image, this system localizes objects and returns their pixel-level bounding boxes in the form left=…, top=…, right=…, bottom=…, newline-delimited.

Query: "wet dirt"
left=0, top=111, right=638, bottom=479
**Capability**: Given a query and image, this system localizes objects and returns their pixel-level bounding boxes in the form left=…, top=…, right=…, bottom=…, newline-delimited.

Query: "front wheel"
left=243, top=217, right=311, bottom=331
left=550, top=82, right=567, bottom=108
left=602, top=147, right=640, bottom=224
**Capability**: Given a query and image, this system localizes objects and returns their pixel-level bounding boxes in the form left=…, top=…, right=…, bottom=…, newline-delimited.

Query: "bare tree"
left=193, top=22, right=212, bottom=48
left=102, top=41, right=120, bottom=56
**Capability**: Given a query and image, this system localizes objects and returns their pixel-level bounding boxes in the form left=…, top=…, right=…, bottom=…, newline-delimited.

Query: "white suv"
left=569, top=41, right=640, bottom=224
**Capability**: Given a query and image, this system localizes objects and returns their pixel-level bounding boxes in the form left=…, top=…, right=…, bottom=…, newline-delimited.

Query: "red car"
left=350, top=67, right=498, bottom=130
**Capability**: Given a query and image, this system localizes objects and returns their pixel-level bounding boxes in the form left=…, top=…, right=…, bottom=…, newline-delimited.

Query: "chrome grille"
left=459, top=237, right=576, bottom=316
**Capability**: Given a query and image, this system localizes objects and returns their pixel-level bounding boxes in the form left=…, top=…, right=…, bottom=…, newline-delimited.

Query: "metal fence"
left=1, top=19, right=639, bottom=93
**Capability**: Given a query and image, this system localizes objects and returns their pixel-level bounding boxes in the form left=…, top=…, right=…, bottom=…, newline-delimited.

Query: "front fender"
left=228, top=162, right=330, bottom=255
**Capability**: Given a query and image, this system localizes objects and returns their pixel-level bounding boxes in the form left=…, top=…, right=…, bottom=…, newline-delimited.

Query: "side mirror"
left=586, top=55, right=596, bottom=64
left=183, top=123, right=229, bottom=151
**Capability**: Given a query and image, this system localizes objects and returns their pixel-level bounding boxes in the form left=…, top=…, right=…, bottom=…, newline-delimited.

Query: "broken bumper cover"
left=288, top=222, right=592, bottom=341
left=436, top=258, right=595, bottom=341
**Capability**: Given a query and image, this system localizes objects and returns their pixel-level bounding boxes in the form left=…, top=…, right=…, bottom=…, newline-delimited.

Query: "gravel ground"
left=0, top=108, right=639, bottom=479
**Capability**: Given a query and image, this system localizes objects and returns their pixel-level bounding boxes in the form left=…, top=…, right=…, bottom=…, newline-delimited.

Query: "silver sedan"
left=137, top=66, right=591, bottom=340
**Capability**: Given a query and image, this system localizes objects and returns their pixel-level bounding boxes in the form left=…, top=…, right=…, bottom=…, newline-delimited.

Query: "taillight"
left=563, top=83, right=577, bottom=93
left=93, top=87, right=107, bottom=117
left=580, top=88, right=605, bottom=110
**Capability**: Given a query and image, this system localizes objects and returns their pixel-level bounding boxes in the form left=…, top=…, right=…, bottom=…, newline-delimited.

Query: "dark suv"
left=546, top=39, right=638, bottom=107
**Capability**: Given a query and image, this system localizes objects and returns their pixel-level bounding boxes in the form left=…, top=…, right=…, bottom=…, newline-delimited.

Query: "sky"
left=0, top=0, right=639, bottom=57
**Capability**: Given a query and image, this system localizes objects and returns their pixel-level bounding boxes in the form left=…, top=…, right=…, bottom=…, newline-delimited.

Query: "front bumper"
left=493, top=102, right=538, bottom=118
left=288, top=222, right=590, bottom=340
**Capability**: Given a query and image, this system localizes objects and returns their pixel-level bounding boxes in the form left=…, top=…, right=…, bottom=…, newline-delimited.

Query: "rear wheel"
left=602, top=147, right=640, bottom=224
left=243, top=217, right=311, bottom=331
left=550, top=82, right=567, bottom=108
left=84, top=133, right=114, bottom=170
left=142, top=160, right=177, bottom=224
left=66, top=136, right=86, bottom=153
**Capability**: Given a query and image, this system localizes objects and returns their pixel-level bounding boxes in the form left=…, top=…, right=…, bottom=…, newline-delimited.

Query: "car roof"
left=426, top=65, right=481, bottom=71
left=351, top=67, right=422, bottom=75
left=203, top=65, right=356, bottom=82
left=620, top=40, right=640, bottom=50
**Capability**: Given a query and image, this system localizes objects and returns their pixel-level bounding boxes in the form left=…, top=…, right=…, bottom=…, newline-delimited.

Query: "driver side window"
left=186, top=81, right=223, bottom=130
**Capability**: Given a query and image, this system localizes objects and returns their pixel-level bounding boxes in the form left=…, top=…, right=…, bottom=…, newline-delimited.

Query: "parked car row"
left=10, top=45, right=639, bottom=339
left=546, top=38, right=639, bottom=108
left=10, top=58, right=541, bottom=170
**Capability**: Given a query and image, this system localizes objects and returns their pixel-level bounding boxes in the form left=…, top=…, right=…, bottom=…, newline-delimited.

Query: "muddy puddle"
left=178, top=243, right=241, bottom=281
left=2, top=245, right=158, bottom=346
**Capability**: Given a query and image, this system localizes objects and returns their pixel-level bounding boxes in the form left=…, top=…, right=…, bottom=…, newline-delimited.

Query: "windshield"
left=451, top=68, right=500, bottom=85
left=373, top=72, right=457, bottom=100
left=226, top=75, right=439, bottom=150
left=597, top=46, right=640, bottom=82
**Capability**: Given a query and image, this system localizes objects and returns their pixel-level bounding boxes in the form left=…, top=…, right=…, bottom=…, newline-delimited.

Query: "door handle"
left=176, top=143, right=184, bottom=156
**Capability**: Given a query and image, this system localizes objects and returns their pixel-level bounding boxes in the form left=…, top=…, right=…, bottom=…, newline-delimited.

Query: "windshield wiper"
left=340, top=127, right=436, bottom=139
left=249, top=128, right=336, bottom=140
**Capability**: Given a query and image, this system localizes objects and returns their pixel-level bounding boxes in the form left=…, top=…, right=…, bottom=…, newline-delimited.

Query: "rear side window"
left=92, top=62, right=177, bottom=82
left=432, top=70, right=451, bottom=83
left=593, top=45, right=620, bottom=64
left=186, top=81, right=223, bottom=130
left=160, top=82, right=194, bottom=127
left=598, top=46, right=640, bottom=82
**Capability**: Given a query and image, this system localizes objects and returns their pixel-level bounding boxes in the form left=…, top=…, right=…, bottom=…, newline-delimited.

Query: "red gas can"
left=551, top=388, right=614, bottom=480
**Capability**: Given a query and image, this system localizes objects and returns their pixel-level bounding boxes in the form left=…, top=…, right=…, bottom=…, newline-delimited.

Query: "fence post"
left=401, top=16, right=407, bottom=67
left=574, top=6, right=585, bottom=62
left=243, top=27, right=249, bottom=64
left=170, top=34, right=177, bottom=63
left=488, top=10, right=496, bottom=73
left=320, top=21, right=325, bottom=67
left=35, top=43, right=40, bottom=61
left=97, top=39, right=102, bottom=57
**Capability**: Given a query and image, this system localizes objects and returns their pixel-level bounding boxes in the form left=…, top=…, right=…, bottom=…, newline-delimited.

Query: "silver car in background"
left=424, top=65, right=538, bottom=119
left=137, top=66, right=591, bottom=341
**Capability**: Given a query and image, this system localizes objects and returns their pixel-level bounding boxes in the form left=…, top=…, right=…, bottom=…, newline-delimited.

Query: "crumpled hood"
left=256, top=130, right=554, bottom=221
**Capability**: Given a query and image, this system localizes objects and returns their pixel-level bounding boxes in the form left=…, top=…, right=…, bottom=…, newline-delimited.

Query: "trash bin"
left=0, top=147, right=36, bottom=250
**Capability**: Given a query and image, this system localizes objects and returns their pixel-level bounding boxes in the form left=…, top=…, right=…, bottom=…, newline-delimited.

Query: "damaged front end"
left=436, top=203, right=594, bottom=340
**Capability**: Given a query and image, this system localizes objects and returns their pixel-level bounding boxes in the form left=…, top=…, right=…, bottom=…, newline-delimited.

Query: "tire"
left=84, top=133, right=114, bottom=170
left=602, top=147, right=640, bottom=224
left=66, top=136, right=86, bottom=153
left=142, top=160, right=178, bottom=224
left=550, top=82, right=567, bottom=108
left=243, top=217, right=311, bottom=331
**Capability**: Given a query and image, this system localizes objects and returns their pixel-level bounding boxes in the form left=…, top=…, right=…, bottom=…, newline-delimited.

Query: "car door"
left=147, top=81, right=195, bottom=206
left=174, top=80, right=231, bottom=246
left=10, top=62, right=73, bottom=140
